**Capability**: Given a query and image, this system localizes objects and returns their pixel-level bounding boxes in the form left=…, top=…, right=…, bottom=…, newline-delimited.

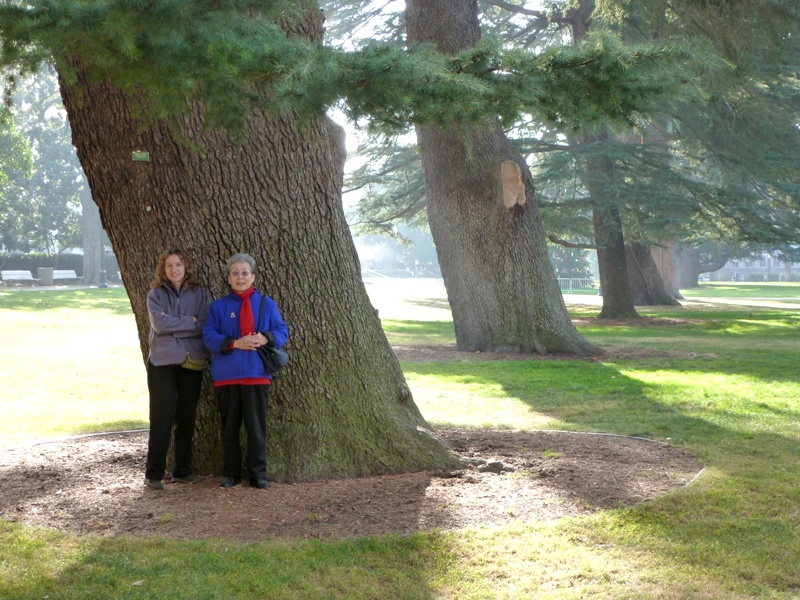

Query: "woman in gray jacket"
left=144, top=248, right=210, bottom=490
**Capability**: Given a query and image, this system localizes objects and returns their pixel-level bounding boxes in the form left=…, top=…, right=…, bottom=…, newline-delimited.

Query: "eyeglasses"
left=229, top=270, right=252, bottom=277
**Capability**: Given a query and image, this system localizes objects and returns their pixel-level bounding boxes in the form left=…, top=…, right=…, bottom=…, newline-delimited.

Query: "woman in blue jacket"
left=144, top=248, right=210, bottom=490
left=203, top=253, right=289, bottom=490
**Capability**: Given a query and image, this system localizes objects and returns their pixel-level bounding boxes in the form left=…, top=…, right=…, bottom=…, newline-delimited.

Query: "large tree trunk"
left=626, top=243, right=681, bottom=306
left=580, top=129, right=638, bottom=319
left=677, top=245, right=702, bottom=288
left=80, top=186, right=102, bottom=285
left=405, top=0, right=598, bottom=356
left=592, top=204, right=639, bottom=318
left=677, top=243, right=731, bottom=288
left=57, top=9, right=459, bottom=482
left=566, top=3, right=639, bottom=320
left=651, top=240, right=684, bottom=299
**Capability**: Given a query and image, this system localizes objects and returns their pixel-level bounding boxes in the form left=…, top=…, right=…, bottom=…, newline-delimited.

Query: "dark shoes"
left=219, top=476, right=269, bottom=489
left=172, top=474, right=203, bottom=484
left=144, top=478, right=164, bottom=490
left=250, top=477, right=270, bottom=490
left=147, top=475, right=203, bottom=488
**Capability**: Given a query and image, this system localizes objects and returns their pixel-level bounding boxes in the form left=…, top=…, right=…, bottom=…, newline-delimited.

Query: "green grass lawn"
left=682, top=282, right=800, bottom=300
left=0, top=288, right=148, bottom=446
left=2, top=285, right=800, bottom=599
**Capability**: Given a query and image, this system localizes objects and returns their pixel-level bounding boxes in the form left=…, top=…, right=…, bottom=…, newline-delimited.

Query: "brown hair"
left=150, top=248, right=201, bottom=291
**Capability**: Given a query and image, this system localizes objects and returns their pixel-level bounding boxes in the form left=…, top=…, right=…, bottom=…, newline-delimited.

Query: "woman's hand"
left=233, top=333, right=266, bottom=351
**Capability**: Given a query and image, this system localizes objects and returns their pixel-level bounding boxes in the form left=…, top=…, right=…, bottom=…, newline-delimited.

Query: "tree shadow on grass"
left=0, top=521, right=449, bottom=600
left=405, top=358, right=800, bottom=448
left=404, top=358, right=800, bottom=590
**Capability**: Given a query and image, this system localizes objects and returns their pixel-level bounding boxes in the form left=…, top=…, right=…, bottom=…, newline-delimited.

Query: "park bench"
left=53, top=269, right=80, bottom=281
left=1, top=270, right=37, bottom=285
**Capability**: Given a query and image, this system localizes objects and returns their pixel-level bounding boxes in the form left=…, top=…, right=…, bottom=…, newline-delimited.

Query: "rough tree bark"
left=405, top=0, right=599, bottom=355
left=626, top=243, right=681, bottom=306
left=591, top=203, right=639, bottom=319
left=57, top=8, right=460, bottom=481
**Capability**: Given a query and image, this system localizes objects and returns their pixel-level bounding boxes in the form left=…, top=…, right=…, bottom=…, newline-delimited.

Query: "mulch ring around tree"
left=0, top=428, right=703, bottom=541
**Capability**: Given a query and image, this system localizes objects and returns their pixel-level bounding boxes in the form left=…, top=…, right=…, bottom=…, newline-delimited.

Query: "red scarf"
left=234, top=286, right=256, bottom=336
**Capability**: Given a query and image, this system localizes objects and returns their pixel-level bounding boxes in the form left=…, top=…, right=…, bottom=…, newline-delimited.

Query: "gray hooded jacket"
left=147, top=283, right=210, bottom=366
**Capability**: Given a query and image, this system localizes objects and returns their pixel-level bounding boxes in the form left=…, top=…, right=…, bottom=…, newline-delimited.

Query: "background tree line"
left=330, top=0, right=800, bottom=318
left=0, top=69, right=106, bottom=283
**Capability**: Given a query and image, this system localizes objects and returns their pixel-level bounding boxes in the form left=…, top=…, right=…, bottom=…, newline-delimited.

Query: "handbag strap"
left=256, top=294, right=265, bottom=333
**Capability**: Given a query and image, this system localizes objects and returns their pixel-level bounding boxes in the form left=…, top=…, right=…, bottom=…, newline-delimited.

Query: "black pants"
left=145, top=362, right=203, bottom=480
left=215, top=384, right=270, bottom=480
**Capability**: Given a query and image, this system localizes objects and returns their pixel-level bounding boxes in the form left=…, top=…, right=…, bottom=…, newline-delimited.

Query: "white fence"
left=558, top=278, right=598, bottom=294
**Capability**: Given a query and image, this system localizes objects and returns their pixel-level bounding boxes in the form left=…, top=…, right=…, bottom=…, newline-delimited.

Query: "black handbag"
left=256, top=296, right=289, bottom=374
left=257, top=344, right=290, bottom=374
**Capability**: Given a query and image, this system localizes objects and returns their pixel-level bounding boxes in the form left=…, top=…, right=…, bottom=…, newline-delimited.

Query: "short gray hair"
left=226, top=253, right=256, bottom=274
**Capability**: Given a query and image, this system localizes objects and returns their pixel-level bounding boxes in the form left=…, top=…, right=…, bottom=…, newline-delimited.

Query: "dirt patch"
left=0, top=428, right=702, bottom=541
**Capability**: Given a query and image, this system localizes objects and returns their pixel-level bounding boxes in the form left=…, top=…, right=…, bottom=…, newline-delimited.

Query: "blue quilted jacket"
left=202, top=289, right=289, bottom=382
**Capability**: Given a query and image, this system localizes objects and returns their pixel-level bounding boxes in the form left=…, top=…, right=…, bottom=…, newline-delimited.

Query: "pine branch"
left=546, top=235, right=597, bottom=249
left=481, top=0, right=546, bottom=19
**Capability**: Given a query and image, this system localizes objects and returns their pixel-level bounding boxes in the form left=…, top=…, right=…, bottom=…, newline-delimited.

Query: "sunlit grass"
left=407, top=370, right=563, bottom=430
left=0, top=287, right=135, bottom=314
left=682, top=282, right=800, bottom=300
left=381, top=319, right=455, bottom=345
left=0, top=288, right=147, bottom=446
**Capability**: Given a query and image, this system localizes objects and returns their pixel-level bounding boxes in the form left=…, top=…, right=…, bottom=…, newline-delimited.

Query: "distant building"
left=708, top=254, right=799, bottom=282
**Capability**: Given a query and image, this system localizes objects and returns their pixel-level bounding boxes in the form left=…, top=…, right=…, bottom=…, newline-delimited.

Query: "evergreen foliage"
left=548, top=246, right=592, bottom=278
left=0, top=0, right=699, bottom=134
left=582, top=0, right=800, bottom=250
left=322, top=0, right=405, bottom=46
left=345, top=138, right=427, bottom=236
